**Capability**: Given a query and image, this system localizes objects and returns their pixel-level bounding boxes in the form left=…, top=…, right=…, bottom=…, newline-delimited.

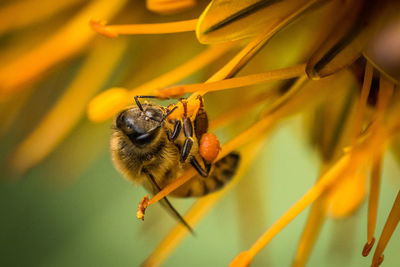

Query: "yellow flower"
left=1, top=0, right=400, bottom=267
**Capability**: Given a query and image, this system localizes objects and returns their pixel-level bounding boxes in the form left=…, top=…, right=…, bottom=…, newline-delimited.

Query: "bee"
left=110, top=95, right=240, bottom=230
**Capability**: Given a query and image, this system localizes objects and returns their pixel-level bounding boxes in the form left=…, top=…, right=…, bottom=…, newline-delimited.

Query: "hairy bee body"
left=111, top=103, right=239, bottom=198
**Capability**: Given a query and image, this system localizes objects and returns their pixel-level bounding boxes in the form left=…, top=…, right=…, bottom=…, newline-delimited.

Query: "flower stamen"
left=137, top=76, right=310, bottom=216
left=371, top=190, right=400, bottom=267
left=350, top=61, right=374, bottom=142
left=90, top=18, right=198, bottom=38
left=142, top=137, right=265, bottom=266
left=230, top=128, right=386, bottom=266
left=156, top=64, right=306, bottom=97
left=231, top=110, right=389, bottom=266
left=363, top=149, right=383, bottom=256
left=230, top=153, right=358, bottom=267
left=209, top=87, right=279, bottom=130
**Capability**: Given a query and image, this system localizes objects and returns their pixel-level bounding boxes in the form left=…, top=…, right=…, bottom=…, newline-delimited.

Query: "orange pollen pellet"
left=200, top=133, right=221, bottom=163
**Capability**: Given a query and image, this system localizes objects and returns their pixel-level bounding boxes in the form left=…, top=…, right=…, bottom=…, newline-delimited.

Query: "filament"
left=363, top=150, right=383, bottom=256
left=90, top=18, right=198, bottom=38
left=143, top=137, right=265, bottom=266
left=350, top=61, right=373, bottom=142
left=230, top=154, right=356, bottom=266
left=203, top=0, right=319, bottom=81
left=158, top=64, right=306, bottom=97
left=231, top=125, right=387, bottom=266
left=140, top=77, right=309, bottom=213
left=293, top=165, right=329, bottom=267
left=209, top=87, right=279, bottom=130
left=371, top=190, right=400, bottom=267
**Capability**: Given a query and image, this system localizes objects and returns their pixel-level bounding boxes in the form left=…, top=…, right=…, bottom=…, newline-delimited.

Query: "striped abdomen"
left=170, top=152, right=240, bottom=197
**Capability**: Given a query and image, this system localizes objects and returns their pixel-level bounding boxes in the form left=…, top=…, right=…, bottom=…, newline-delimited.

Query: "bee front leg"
left=167, top=120, right=182, bottom=141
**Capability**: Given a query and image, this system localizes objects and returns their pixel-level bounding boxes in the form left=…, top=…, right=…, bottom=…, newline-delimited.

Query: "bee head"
left=115, top=105, right=164, bottom=147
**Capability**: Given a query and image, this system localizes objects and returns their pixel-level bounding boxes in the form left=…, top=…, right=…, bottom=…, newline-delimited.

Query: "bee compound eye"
left=116, top=109, right=161, bottom=146
left=116, top=112, right=136, bottom=133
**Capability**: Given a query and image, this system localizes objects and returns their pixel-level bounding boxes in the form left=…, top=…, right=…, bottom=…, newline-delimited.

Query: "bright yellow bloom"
left=1, top=0, right=400, bottom=267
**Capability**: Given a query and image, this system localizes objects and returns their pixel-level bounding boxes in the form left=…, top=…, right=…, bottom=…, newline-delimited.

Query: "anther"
left=137, top=195, right=150, bottom=220
left=362, top=238, right=375, bottom=257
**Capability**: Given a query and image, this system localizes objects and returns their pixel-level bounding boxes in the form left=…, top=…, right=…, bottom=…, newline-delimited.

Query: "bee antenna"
left=163, top=106, right=178, bottom=121
left=134, top=95, right=157, bottom=112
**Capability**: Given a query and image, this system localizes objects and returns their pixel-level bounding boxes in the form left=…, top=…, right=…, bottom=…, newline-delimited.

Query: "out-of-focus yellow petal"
left=196, top=0, right=317, bottom=44
left=88, top=42, right=233, bottom=122
left=231, top=125, right=388, bottom=266
left=325, top=167, right=367, bottom=218
left=87, top=87, right=130, bottom=122
left=146, top=0, right=196, bottom=15
left=8, top=38, right=128, bottom=174
left=231, top=153, right=357, bottom=267
left=0, top=0, right=84, bottom=35
left=307, top=0, right=394, bottom=79
left=0, top=0, right=128, bottom=98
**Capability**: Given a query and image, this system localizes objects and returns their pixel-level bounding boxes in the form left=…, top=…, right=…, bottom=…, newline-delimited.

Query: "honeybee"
left=110, top=95, right=240, bottom=230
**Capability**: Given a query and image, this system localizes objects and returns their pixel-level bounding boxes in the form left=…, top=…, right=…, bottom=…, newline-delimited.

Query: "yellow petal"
left=88, top=42, right=233, bottom=122
left=307, top=0, right=393, bottom=79
left=8, top=38, right=128, bottom=173
left=87, top=87, right=131, bottom=122
left=325, top=167, right=367, bottom=218
left=0, top=0, right=127, bottom=98
left=0, top=0, right=84, bottom=35
left=196, top=0, right=317, bottom=44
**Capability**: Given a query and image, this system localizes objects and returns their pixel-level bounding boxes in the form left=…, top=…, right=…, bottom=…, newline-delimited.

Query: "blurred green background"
left=1, top=117, right=400, bottom=266
left=1, top=1, right=400, bottom=266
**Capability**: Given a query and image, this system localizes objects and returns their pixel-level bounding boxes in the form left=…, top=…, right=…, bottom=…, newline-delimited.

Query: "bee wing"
left=143, top=170, right=194, bottom=233
left=196, top=0, right=316, bottom=44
